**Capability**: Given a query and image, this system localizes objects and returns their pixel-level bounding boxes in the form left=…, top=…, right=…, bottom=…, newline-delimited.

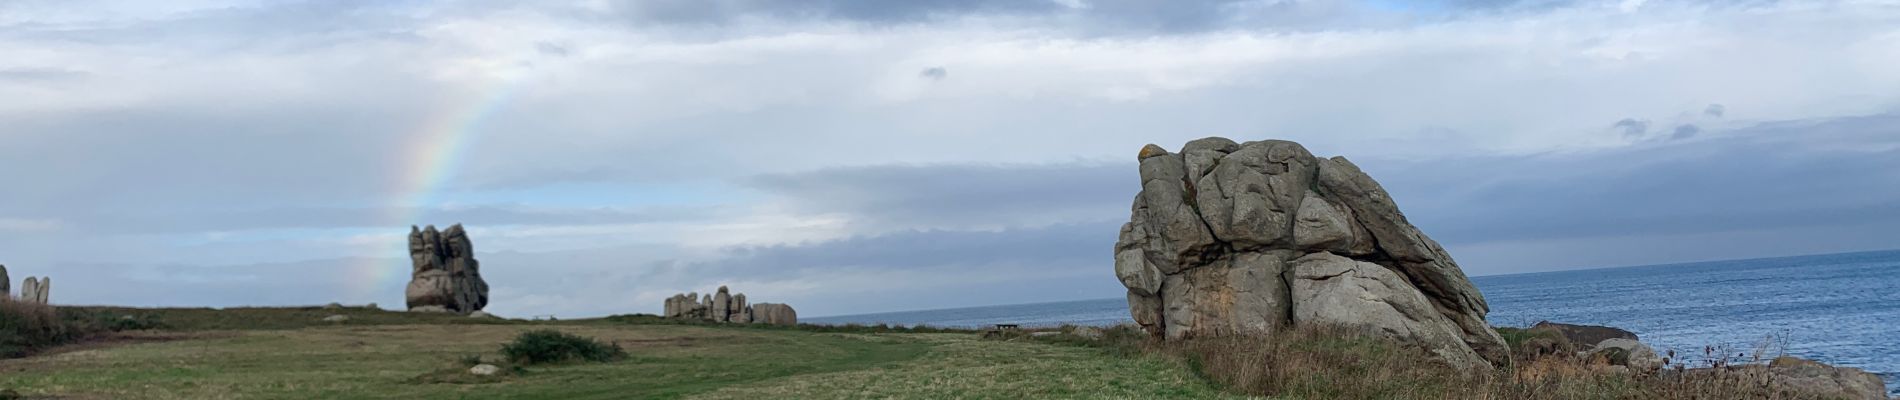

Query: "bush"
left=0, top=301, right=96, bottom=358
left=499, top=330, right=626, bottom=365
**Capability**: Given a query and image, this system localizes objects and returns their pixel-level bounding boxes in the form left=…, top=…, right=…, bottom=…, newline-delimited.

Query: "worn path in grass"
left=0, top=320, right=1229, bottom=399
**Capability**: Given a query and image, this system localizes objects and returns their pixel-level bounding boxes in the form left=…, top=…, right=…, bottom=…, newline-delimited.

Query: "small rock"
left=469, top=364, right=499, bottom=376
left=366, top=303, right=379, bottom=310
left=322, top=315, right=349, bottom=323
left=1030, top=331, right=1061, bottom=337
left=1072, top=326, right=1105, bottom=340
left=468, top=311, right=496, bottom=319
left=324, top=302, right=344, bottom=310
left=1584, top=338, right=1663, bottom=371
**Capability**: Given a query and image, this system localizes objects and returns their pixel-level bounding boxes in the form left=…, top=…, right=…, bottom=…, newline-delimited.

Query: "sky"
left=1, top=0, right=1897, bottom=319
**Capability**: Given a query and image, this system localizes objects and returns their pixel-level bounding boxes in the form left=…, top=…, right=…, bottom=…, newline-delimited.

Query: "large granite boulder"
left=1761, top=356, right=1890, bottom=400
left=751, top=303, right=797, bottom=326
left=405, top=224, right=489, bottom=314
left=1115, top=138, right=1508, bottom=370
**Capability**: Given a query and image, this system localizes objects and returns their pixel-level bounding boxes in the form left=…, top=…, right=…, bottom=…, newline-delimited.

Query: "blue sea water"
left=806, top=250, right=1900, bottom=395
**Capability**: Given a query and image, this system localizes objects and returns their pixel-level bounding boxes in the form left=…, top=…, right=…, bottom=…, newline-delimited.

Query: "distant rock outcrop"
left=0, top=264, right=8, bottom=298
left=751, top=303, right=797, bottom=326
left=1530, top=321, right=1638, bottom=351
left=662, top=286, right=794, bottom=326
left=16, top=275, right=48, bottom=304
left=1115, top=137, right=1508, bottom=370
left=405, top=224, right=489, bottom=314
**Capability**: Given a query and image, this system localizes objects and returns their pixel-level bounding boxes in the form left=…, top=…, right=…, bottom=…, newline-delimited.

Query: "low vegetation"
left=501, top=329, right=627, bottom=364
left=1021, top=324, right=1835, bottom=399
left=2, top=305, right=1857, bottom=399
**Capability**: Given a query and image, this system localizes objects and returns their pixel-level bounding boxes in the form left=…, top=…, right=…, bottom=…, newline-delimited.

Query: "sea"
left=806, top=249, right=1900, bottom=395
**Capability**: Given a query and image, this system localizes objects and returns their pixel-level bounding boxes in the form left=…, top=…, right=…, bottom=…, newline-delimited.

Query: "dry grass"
left=1031, top=324, right=1843, bottom=400
left=0, top=301, right=93, bottom=358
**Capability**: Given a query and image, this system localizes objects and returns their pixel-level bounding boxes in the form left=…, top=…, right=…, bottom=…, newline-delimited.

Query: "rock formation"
left=1759, top=356, right=1890, bottom=400
left=1, top=264, right=8, bottom=298
left=1114, top=137, right=1508, bottom=370
left=661, top=287, right=793, bottom=326
left=14, top=276, right=47, bottom=304
left=1529, top=321, right=1638, bottom=351
left=405, top=224, right=489, bottom=314
left=751, top=303, right=797, bottom=326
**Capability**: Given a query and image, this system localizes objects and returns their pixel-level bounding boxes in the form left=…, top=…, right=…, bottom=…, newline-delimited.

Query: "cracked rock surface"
left=1116, top=137, right=1508, bottom=370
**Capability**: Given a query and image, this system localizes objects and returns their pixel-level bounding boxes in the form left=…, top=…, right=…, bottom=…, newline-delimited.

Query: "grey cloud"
left=919, top=66, right=947, bottom=80
left=1670, top=124, right=1700, bottom=140
left=1613, top=118, right=1649, bottom=138
left=536, top=41, right=569, bottom=57
left=742, top=162, right=1132, bottom=230
left=711, top=222, right=1116, bottom=275
left=0, top=67, right=87, bottom=81
left=59, top=204, right=706, bottom=235
left=1704, top=103, right=1726, bottom=117
left=1376, top=113, right=1900, bottom=245
left=589, top=0, right=1534, bottom=34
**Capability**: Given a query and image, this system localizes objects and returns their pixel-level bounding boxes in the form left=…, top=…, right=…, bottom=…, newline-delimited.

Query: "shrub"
left=500, top=330, right=626, bottom=365
left=0, top=301, right=96, bottom=358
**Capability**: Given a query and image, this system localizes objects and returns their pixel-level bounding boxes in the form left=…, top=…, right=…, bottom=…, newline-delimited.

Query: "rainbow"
left=346, top=72, right=534, bottom=300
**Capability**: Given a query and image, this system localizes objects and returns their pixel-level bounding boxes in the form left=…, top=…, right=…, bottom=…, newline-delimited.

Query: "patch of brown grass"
left=1034, top=324, right=1839, bottom=400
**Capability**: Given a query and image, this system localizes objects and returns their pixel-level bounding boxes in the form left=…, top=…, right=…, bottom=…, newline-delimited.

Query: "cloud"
left=1669, top=124, right=1699, bottom=140
left=741, top=162, right=1131, bottom=230
left=535, top=41, right=570, bottom=57
left=918, top=66, right=947, bottom=80
left=4, top=0, right=1900, bottom=316
left=1613, top=118, right=1650, bottom=138
left=0, top=67, right=88, bottom=82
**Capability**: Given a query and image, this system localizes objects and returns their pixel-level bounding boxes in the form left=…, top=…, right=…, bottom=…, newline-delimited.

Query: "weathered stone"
left=1113, top=222, right=1163, bottom=296
left=20, top=277, right=39, bottom=304
left=405, top=224, right=489, bottom=314
left=1530, top=321, right=1638, bottom=351
left=1127, top=291, right=1162, bottom=334
left=1584, top=338, right=1663, bottom=371
left=322, top=315, right=349, bottom=323
left=0, top=264, right=8, bottom=297
left=751, top=303, right=798, bottom=326
left=1290, top=252, right=1489, bottom=370
left=1762, top=356, right=1889, bottom=400
left=1130, top=147, right=1220, bottom=275
left=36, top=276, right=48, bottom=305
left=731, top=294, right=750, bottom=323
left=469, top=311, right=496, bottom=319
left=469, top=364, right=500, bottom=376
left=713, top=286, right=732, bottom=323
left=1115, top=137, right=1508, bottom=369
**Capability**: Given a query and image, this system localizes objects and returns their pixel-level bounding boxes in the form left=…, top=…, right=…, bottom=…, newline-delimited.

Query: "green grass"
left=0, top=307, right=1228, bottom=399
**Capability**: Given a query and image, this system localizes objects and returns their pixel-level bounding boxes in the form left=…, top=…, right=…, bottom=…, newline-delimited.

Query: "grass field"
left=0, top=307, right=1232, bottom=399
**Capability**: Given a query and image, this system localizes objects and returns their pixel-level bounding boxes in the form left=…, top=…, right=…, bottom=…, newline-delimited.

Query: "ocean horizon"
left=806, top=248, right=1900, bottom=396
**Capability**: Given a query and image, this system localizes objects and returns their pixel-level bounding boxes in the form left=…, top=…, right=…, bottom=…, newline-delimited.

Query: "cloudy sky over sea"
left=2, top=0, right=1897, bottom=318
